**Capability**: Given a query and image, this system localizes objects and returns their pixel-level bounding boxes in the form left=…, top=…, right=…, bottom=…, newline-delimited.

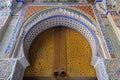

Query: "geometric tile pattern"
left=23, top=7, right=96, bottom=30
left=23, top=5, right=95, bottom=23
left=1, top=6, right=27, bottom=58
left=101, top=15, right=120, bottom=58
left=105, top=24, right=120, bottom=58
left=0, top=60, right=12, bottom=80
left=100, top=16, right=114, bottom=54
left=105, top=59, right=120, bottom=80
left=0, top=15, right=19, bottom=58
left=93, top=6, right=114, bottom=55
left=0, top=0, right=12, bottom=12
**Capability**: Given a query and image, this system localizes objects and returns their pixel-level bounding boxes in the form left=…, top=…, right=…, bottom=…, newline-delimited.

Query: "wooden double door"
left=23, top=27, right=97, bottom=80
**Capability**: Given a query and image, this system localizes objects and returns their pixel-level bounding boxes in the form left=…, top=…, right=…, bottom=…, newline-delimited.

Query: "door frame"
left=3, top=7, right=110, bottom=80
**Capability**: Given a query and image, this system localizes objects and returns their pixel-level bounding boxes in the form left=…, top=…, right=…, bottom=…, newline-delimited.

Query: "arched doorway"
left=23, top=26, right=97, bottom=80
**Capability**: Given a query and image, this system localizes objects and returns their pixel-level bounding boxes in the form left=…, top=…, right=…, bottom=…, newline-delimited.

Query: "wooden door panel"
left=66, top=28, right=96, bottom=77
left=54, top=27, right=60, bottom=70
left=24, top=28, right=55, bottom=77
left=24, top=27, right=96, bottom=79
left=59, top=27, right=67, bottom=71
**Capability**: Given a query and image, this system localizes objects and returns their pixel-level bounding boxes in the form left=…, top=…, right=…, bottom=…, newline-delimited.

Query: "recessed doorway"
left=23, top=26, right=97, bottom=80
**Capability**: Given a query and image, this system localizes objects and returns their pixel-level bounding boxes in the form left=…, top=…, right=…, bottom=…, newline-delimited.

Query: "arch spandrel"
left=23, top=7, right=97, bottom=31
